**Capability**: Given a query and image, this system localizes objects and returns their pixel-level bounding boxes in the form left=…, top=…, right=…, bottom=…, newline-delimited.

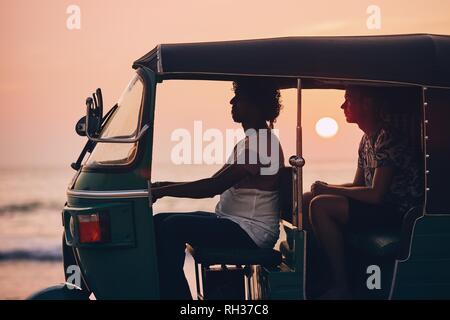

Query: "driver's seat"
left=187, top=167, right=292, bottom=300
left=187, top=245, right=281, bottom=300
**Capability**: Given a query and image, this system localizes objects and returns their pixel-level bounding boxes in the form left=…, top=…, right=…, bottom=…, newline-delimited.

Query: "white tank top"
left=215, top=187, right=280, bottom=248
left=214, top=130, right=283, bottom=248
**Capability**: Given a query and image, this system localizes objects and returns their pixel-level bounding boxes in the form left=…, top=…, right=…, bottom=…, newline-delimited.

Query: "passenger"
left=150, top=80, right=285, bottom=299
left=305, top=86, right=423, bottom=299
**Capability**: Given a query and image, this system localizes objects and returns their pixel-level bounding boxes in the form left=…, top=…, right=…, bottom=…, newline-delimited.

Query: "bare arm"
left=317, top=166, right=365, bottom=188
left=141, top=163, right=231, bottom=188
left=314, top=166, right=394, bottom=204
left=351, top=166, right=365, bottom=187
left=152, top=164, right=251, bottom=201
left=211, top=163, right=232, bottom=178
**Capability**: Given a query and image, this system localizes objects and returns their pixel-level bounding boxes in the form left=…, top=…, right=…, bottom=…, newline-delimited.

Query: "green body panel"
left=259, top=228, right=305, bottom=300
left=391, top=215, right=450, bottom=299
left=74, top=171, right=148, bottom=191
left=66, top=197, right=159, bottom=299
left=65, top=68, right=159, bottom=299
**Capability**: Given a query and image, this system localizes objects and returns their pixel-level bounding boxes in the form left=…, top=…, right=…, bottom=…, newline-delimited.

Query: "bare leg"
left=303, top=191, right=332, bottom=298
left=309, top=195, right=350, bottom=298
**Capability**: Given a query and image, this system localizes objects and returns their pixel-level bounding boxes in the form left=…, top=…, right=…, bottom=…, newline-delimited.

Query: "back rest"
left=381, top=88, right=425, bottom=257
left=278, top=167, right=294, bottom=224
left=381, top=88, right=425, bottom=210
left=380, top=87, right=423, bottom=156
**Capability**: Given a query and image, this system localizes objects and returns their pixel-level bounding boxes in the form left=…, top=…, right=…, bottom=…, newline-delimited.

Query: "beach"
left=0, top=261, right=64, bottom=300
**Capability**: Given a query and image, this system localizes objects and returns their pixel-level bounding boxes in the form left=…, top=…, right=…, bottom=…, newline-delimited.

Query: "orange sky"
left=0, top=0, right=449, bottom=167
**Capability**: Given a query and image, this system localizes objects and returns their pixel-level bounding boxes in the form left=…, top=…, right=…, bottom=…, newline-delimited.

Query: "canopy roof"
left=133, top=34, right=450, bottom=89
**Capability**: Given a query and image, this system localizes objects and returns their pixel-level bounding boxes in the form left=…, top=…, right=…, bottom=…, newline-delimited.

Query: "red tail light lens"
left=77, top=213, right=110, bottom=243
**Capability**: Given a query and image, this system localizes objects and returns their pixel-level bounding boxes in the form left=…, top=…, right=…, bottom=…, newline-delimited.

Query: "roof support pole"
left=289, top=79, right=305, bottom=229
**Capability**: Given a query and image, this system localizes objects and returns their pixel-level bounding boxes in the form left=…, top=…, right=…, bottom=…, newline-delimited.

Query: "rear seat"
left=346, top=206, right=422, bottom=259
left=280, top=206, right=422, bottom=264
left=346, top=230, right=401, bottom=257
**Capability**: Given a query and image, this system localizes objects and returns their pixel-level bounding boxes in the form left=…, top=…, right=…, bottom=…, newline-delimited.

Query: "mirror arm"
left=71, top=141, right=94, bottom=170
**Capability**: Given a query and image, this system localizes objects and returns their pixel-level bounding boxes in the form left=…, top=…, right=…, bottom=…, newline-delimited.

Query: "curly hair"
left=232, top=79, right=282, bottom=129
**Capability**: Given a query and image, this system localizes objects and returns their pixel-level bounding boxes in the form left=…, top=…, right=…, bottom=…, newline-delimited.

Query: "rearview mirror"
left=75, top=116, right=87, bottom=136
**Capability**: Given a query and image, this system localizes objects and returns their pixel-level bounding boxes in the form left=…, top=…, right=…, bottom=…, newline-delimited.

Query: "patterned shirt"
left=358, top=127, right=423, bottom=214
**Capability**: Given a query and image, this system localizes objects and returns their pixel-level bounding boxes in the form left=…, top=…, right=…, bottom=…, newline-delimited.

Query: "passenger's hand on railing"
left=311, top=180, right=329, bottom=196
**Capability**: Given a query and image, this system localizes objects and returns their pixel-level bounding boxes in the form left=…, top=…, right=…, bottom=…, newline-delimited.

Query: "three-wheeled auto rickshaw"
left=29, top=34, right=450, bottom=300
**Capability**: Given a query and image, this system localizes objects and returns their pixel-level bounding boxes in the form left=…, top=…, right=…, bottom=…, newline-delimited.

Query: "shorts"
left=346, top=198, right=404, bottom=232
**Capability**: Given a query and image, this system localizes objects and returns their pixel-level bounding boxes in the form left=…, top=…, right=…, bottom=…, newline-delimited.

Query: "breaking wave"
left=0, top=201, right=63, bottom=215
left=0, top=247, right=62, bottom=262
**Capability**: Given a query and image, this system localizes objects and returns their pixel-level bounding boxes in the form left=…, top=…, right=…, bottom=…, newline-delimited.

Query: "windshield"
left=86, top=74, right=144, bottom=167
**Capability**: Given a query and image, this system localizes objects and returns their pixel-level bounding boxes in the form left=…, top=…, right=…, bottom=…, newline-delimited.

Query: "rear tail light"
left=77, top=213, right=110, bottom=244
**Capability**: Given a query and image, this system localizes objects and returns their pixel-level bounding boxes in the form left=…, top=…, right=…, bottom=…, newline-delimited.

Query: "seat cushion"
left=187, top=245, right=282, bottom=267
left=346, top=230, right=401, bottom=257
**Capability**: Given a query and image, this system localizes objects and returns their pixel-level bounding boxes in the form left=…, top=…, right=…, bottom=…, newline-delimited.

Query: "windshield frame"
left=81, top=68, right=153, bottom=173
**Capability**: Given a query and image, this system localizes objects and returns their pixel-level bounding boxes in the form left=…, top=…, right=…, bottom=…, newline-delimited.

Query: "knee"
left=159, top=215, right=189, bottom=239
left=153, top=213, right=180, bottom=231
left=153, top=213, right=166, bottom=227
left=308, top=195, right=335, bottom=224
left=309, top=195, right=348, bottom=226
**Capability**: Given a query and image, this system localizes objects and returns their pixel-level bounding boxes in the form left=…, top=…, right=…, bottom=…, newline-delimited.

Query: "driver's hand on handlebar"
left=151, top=181, right=172, bottom=188
left=151, top=182, right=161, bottom=203
left=150, top=182, right=173, bottom=203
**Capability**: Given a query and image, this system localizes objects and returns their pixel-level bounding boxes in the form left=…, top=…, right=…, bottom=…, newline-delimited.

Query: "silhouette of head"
left=230, top=79, right=282, bottom=129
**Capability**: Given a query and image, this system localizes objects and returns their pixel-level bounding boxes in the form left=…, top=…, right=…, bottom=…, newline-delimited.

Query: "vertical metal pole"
left=422, top=86, right=429, bottom=214
left=296, top=79, right=304, bottom=230
left=289, top=79, right=305, bottom=228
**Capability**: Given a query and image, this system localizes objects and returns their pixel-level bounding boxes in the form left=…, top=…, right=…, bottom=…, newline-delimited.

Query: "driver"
left=149, top=80, right=285, bottom=299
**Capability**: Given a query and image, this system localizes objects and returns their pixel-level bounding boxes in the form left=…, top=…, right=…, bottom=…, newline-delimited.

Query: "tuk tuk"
left=29, top=34, right=450, bottom=300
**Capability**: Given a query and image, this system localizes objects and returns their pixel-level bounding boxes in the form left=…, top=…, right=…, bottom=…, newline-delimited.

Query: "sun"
left=315, top=117, right=338, bottom=138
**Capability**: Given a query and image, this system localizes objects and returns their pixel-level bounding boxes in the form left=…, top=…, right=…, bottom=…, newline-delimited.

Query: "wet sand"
left=0, top=254, right=197, bottom=300
left=0, top=261, right=64, bottom=300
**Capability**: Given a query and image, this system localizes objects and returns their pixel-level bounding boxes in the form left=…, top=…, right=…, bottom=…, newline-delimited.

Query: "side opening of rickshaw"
left=145, top=74, right=430, bottom=300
